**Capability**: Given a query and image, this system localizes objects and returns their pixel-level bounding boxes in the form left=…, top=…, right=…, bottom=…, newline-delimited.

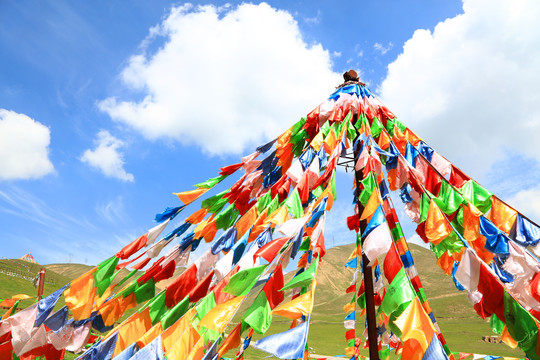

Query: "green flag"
left=385, top=118, right=395, bottom=135
left=215, top=204, right=239, bottom=230
left=256, top=191, right=272, bottom=214
left=242, top=292, right=272, bottom=334
left=321, top=121, right=331, bottom=137
left=195, top=292, right=217, bottom=321
left=285, top=188, right=304, bottom=218
left=195, top=175, right=227, bottom=189
left=223, top=265, right=268, bottom=296
left=330, top=171, right=337, bottom=200
left=460, top=180, right=493, bottom=214
left=134, top=278, right=155, bottom=303
left=434, top=181, right=464, bottom=215
left=161, top=296, right=190, bottom=330
left=419, top=192, right=431, bottom=223
left=94, top=256, right=119, bottom=297
left=201, top=190, right=229, bottom=209
left=504, top=291, right=539, bottom=358
left=290, top=118, right=306, bottom=136
left=147, top=291, right=167, bottom=325
left=394, top=118, right=407, bottom=133
left=370, top=116, right=383, bottom=138
left=379, top=268, right=416, bottom=317
left=266, top=195, right=280, bottom=216
left=281, top=258, right=318, bottom=291
left=490, top=314, right=504, bottom=335
left=359, top=173, right=377, bottom=206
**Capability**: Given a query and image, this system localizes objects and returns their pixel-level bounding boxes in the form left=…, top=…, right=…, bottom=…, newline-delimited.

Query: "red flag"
left=165, top=264, right=198, bottom=308
left=188, top=270, right=215, bottom=303
left=137, top=257, right=164, bottom=285
left=116, top=234, right=148, bottom=260
left=213, top=266, right=240, bottom=305
left=132, top=257, right=151, bottom=270
left=220, top=162, right=243, bottom=176
left=476, top=265, right=505, bottom=321
left=253, top=237, right=290, bottom=263
left=383, top=244, right=402, bottom=283
left=262, top=265, right=285, bottom=309
left=153, top=259, right=176, bottom=283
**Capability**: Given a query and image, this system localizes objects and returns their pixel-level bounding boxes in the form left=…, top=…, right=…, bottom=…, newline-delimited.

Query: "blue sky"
left=1, top=0, right=539, bottom=265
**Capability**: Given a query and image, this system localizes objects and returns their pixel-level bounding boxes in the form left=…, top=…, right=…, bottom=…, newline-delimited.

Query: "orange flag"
left=392, top=125, right=407, bottom=155
left=236, top=206, right=257, bottom=239
left=394, top=298, right=436, bottom=357
left=136, top=322, right=163, bottom=349
left=425, top=199, right=453, bottom=245
left=113, top=307, right=152, bottom=356
left=462, top=203, right=482, bottom=241
left=64, top=268, right=97, bottom=320
left=185, top=208, right=209, bottom=225
left=174, top=188, right=209, bottom=205
left=405, top=128, right=422, bottom=146
left=487, top=196, right=517, bottom=234
left=218, top=323, right=242, bottom=357
left=185, top=335, right=205, bottom=360
left=378, top=129, right=391, bottom=150
left=198, top=296, right=244, bottom=333
left=323, top=129, right=338, bottom=154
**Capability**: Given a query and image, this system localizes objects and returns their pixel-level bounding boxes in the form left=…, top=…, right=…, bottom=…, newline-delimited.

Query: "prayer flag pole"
left=344, top=69, right=380, bottom=360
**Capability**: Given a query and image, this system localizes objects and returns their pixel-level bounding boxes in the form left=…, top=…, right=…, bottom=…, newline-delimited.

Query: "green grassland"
left=0, top=243, right=527, bottom=359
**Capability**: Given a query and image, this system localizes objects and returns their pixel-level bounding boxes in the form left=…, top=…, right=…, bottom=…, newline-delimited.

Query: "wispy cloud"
left=304, top=10, right=322, bottom=25
left=373, top=42, right=393, bottom=55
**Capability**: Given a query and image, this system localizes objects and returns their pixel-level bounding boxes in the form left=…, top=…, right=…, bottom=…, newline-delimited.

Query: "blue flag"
left=362, top=206, right=385, bottom=239
left=35, top=283, right=69, bottom=327
left=422, top=333, right=449, bottom=360
left=131, top=335, right=164, bottom=360
left=75, top=331, right=118, bottom=360
left=253, top=316, right=310, bottom=359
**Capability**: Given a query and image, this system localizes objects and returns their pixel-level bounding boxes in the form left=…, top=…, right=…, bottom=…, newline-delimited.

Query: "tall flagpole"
left=344, top=70, right=380, bottom=360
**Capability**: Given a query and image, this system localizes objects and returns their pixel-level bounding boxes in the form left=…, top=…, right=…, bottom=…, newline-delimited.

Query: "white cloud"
left=380, top=0, right=540, bottom=180
left=373, top=42, right=393, bottom=55
left=507, top=188, right=540, bottom=224
left=0, top=109, right=54, bottom=180
left=98, top=3, right=340, bottom=155
left=80, top=130, right=134, bottom=181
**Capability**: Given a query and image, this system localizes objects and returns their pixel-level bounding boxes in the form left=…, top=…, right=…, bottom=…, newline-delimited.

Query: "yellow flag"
left=310, top=131, right=324, bottom=151
left=198, top=296, right=244, bottom=333
left=267, top=205, right=289, bottom=226
left=272, top=285, right=315, bottom=319
left=393, top=298, right=436, bottom=354
left=162, top=307, right=197, bottom=352
left=166, top=325, right=201, bottom=360
left=361, top=190, right=381, bottom=221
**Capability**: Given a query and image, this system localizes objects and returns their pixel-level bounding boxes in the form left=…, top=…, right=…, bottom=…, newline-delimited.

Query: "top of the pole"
left=337, top=69, right=365, bottom=88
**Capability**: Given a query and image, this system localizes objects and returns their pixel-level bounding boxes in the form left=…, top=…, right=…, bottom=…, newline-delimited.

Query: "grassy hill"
left=0, top=244, right=526, bottom=359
